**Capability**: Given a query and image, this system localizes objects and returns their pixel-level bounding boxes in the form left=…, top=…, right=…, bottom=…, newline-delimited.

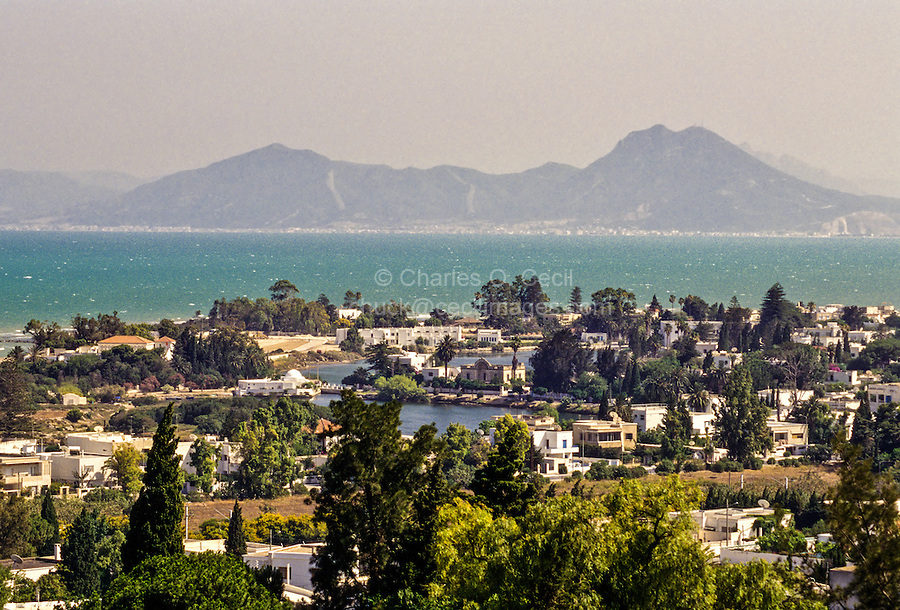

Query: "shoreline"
left=3, top=226, right=899, bottom=238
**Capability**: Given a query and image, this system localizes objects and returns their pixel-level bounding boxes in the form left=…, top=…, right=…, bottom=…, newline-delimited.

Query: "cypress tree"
left=61, top=508, right=101, bottom=598
left=122, top=403, right=184, bottom=571
left=225, top=500, right=247, bottom=557
left=39, top=487, right=60, bottom=556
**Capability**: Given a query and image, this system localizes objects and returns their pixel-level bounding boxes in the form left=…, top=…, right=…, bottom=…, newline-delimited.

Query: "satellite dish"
left=10, top=554, right=23, bottom=564
left=759, top=499, right=770, bottom=509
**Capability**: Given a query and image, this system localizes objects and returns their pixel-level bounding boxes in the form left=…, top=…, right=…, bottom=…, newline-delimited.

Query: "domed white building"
left=236, top=369, right=319, bottom=397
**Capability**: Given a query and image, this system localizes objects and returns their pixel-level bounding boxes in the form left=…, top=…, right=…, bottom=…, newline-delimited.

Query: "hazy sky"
left=1, top=1, right=897, bottom=183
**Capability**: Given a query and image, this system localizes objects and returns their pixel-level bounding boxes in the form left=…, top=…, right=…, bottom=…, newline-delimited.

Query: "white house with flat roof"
left=867, top=383, right=900, bottom=411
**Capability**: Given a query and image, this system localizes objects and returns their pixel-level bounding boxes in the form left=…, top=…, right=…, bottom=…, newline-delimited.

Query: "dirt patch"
left=186, top=495, right=316, bottom=524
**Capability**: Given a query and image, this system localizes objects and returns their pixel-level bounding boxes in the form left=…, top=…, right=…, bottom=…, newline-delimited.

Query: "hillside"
left=5, top=126, right=899, bottom=235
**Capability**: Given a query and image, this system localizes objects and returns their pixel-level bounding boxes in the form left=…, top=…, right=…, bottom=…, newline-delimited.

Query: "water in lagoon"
left=2, top=230, right=899, bottom=353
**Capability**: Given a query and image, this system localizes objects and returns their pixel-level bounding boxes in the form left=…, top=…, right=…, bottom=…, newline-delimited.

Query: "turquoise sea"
left=1, top=231, right=898, bottom=351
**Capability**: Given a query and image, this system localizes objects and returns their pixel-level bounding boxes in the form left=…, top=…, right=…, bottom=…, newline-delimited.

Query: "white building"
left=581, top=332, right=609, bottom=345
left=65, top=432, right=151, bottom=457
left=531, top=429, right=577, bottom=475
left=688, top=506, right=788, bottom=544
left=476, top=329, right=503, bottom=344
left=236, top=369, right=318, bottom=397
left=867, top=383, right=900, bottom=411
left=632, top=404, right=668, bottom=433
left=422, top=366, right=461, bottom=382
left=334, top=326, right=462, bottom=348
left=243, top=543, right=319, bottom=603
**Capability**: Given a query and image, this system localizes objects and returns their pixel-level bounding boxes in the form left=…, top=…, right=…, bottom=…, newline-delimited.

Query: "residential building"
left=387, top=351, right=429, bottom=372
left=867, top=383, right=900, bottom=411
left=631, top=404, right=668, bottom=433
left=61, top=393, right=87, bottom=406
left=531, top=428, right=576, bottom=475
left=65, top=432, right=151, bottom=457
left=49, top=449, right=111, bottom=490
left=581, top=332, right=608, bottom=345
left=97, top=335, right=156, bottom=352
left=476, top=329, right=503, bottom=344
left=243, top=543, right=319, bottom=602
left=334, top=326, right=462, bottom=348
left=0, top=455, right=51, bottom=495
left=767, top=419, right=808, bottom=453
left=572, top=415, right=638, bottom=452
left=688, top=506, right=788, bottom=544
left=459, top=358, right=525, bottom=385
left=421, top=366, right=460, bottom=382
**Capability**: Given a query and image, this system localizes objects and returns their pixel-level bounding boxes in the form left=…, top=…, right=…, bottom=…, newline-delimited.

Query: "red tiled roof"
left=98, top=335, right=155, bottom=345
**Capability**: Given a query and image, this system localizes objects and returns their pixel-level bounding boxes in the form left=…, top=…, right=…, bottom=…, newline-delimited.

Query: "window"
left=562, top=439, right=567, bottom=448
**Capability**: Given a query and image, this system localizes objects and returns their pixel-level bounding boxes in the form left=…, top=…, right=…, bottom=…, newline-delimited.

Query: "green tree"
left=713, top=366, right=773, bottom=463
left=103, top=444, right=144, bottom=497
left=122, top=404, right=184, bottom=571
left=104, top=552, right=289, bottom=610
left=364, top=341, right=394, bottom=378
left=432, top=334, right=458, bottom=378
left=38, top=488, right=60, bottom=557
left=311, top=390, right=439, bottom=608
left=0, top=496, right=32, bottom=558
left=530, top=329, right=595, bottom=393
left=473, top=279, right=524, bottom=331
left=61, top=508, right=102, bottom=598
left=828, top=440, right=900, bottom=609
left=233, top=419, right=294, bottom=499
left=188, top=437, right=218, bottom=494
left=469, top=414, right=535, bottom=517
left=226, top=500, right=247, bottom=557
left=268, top=279, right=299, bottom=302
left=0, top=357, right=31, bottom=432
left=713, top=560, right=826, bottom=610
left=373, top=374, right=427, bottom=402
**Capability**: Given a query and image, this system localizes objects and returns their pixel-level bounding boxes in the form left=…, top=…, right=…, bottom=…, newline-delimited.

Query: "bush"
left=132, top=396, right=159, bottom=407
left=656, top=459, right=675, bottom=474
left=709, top=459, right=744, bottom=473
left=682, top=459, right=704, bottom=472
left=586, top=462, right=612, bottom=481
left=557, top=463, right=568, bottom=475
left=65, top=409, right=83, bottom=422
left=767, top=457, right=777, bottom=465
left=745, top=457, right=764, bottom=470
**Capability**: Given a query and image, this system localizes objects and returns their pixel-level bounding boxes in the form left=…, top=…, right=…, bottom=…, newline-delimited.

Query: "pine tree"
left=122, top=404, right=184, bottom=571
left=38, top=488, right=60, bottom=556
left=225, top=500, right=247, bottom=557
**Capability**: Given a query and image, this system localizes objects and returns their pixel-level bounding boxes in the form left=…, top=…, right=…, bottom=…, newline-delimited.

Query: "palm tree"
left=433, top=335, right=458, bottom=378
left=508, top=335, right=522, bottom=371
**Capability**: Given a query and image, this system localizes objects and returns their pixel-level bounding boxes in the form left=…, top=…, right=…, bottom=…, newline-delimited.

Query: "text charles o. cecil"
left=375, top=268, right=574, bottom=288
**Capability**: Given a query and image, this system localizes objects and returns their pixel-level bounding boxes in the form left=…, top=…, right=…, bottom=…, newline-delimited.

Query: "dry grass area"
left=679, top=463, right=838, bottom=493
left=186, top=495, right=316, bottom=524
left=547, top=463, right=837, bottom=498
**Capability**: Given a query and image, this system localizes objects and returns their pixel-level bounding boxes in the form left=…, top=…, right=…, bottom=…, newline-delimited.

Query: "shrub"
left=682, top=459, right=704, bottom=472
left=557, top=463, right=568, bottom=475
left=586, top=462, right=612, bottom=481
left=709, top=459, right=744, bottom=473
left=767, top=457, right=777, bottom=465
left=132, top=396, right=159, bottom=407
left=745, top=457, right=764, bottom=470
left=65, top=409, right=83, bottom=422
left=656, top=459, right=675, bottom=474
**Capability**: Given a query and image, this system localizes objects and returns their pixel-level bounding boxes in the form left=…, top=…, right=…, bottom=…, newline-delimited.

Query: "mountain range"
left=3, top=125, right=899, bottom=235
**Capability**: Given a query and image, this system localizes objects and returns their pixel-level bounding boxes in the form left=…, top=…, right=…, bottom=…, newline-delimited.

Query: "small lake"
left=306, top=351, right=591, bottom=435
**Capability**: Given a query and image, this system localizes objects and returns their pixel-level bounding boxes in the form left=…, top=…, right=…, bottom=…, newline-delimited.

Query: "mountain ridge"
left=3, top=126, right=898, bottom=235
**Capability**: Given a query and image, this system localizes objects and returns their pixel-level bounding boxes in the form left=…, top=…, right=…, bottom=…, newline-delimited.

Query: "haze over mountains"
left=3, top=125, right=899, bottom=235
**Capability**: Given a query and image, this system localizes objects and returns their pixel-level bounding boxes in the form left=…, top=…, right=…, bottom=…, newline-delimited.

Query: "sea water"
left=1, top=231, right=898, bottom=348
